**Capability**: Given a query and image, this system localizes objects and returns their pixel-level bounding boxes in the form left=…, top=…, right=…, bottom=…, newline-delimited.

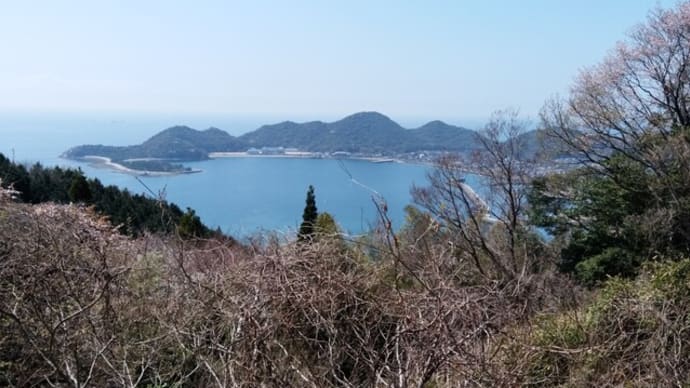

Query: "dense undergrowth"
left=501, top=260, right=690, bottom=386
left=3, top=183, right=690, bottom=386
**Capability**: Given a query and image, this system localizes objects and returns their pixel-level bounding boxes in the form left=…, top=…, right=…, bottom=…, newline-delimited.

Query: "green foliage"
left=574, top=247, right=640, bottom=287
left=239, top=112, right=481, bottom=154
left=400, top=205, right=440, bottom=240
left=64, top=126, right=246, bottom=162
left=514, top=261, right=686, bottom=385
left=298, top=185, right=318, bottom=241
left=119, top=159, right=192, bottom=173
left=529, top=153, right=676, bottom=285
left=533, top=0, right=690, bottom=288
left=646, top=259, right=690, bottom=301
left=525, top=313, right=590, bottom=385
left=0, top=152, right=211, bottom=237
left=315, top=212, right=339, bottom=237
left=68, top=173, right=92, bottom=202
left=64, top=113, right=485, bottom=164
left=0, top=153, right=32, bottom=202
left=177, top=207, right=207, bottom=239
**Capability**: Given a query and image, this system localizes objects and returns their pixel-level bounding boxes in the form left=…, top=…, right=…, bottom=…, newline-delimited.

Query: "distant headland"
left=61, top=111, right=542, bottom=175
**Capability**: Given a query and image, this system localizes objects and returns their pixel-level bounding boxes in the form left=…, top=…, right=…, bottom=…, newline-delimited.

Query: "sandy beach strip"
left=80, top=156, right=202, bottom=176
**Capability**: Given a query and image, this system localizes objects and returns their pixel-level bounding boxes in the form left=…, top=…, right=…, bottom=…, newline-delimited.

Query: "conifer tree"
left=178, top=207, right=205, bottom=239
left=68, top=174, right=92, bottom=203
left=298, top=185, right=318, bottom=241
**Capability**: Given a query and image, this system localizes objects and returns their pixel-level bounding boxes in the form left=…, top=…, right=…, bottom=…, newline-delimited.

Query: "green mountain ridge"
left=63, top=112, right=487, bottom=162
left=239, top=111, right=481, bottom=153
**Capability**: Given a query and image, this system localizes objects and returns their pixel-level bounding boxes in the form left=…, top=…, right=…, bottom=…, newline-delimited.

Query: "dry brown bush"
left=0, top=191, right=573, bottom=386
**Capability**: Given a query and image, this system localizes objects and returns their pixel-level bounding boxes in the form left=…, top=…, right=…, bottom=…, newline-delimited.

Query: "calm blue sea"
left=0, top=112, right=443, bottom=237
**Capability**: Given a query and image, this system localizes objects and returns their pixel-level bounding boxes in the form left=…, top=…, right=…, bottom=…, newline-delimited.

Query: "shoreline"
left=70, top=152, right=425, bottom=176
left=78, top=156, right=203, bottom=177
left=209, top=151, right=403, bottom=164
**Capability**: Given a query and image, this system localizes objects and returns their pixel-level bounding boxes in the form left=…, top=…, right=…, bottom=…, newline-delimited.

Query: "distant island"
left=62, top=111, right=546, bottom=175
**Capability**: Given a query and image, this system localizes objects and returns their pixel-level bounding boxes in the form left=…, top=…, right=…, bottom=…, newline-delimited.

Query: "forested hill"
left=0, top=153, right=217, bottom=239
left=63, top=112, right=483, bottom=161
left=63, top=126, right=247, bottom=161
left=238, top=112, right=481, bottom=153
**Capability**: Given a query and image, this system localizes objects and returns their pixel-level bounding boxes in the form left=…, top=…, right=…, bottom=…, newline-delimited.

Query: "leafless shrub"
left=412, top=110, right=547, bottom=285
left=1, top=202, right=134, bottom=386
left=0, top=196, right=576, bottom=386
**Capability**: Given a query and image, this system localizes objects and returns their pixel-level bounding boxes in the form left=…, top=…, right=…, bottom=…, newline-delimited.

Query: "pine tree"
left=178, top=207, right=205, bottom=239
left=68, top=174, right=92, bottom=203
left=298, top=185, right=318, bottom=241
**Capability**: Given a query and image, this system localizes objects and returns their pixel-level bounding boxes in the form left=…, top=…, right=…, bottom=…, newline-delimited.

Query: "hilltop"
left=62, top=126, right=246, bottom=168
left=239, top=111, right=480, bottom=153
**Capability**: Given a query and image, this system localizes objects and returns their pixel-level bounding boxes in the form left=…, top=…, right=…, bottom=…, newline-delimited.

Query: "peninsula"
left=62, top=111, right=550, bottom=174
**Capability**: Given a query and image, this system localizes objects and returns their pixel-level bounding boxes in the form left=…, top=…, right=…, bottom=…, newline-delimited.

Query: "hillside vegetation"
left=2, top=173, right=689, bottom=386
left=4, top=2, right=690, bottom=386
left=62, top=126, right=246, bottom=162
left=240, top=111, right=480, bottom=153
left=0, top=183, right=570, bottom=386
left=0, top=153, right=214, bottom=238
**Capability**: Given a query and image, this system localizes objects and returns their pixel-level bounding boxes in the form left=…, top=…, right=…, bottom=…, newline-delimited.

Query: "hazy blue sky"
left=0, top=0, right=677, bottom=123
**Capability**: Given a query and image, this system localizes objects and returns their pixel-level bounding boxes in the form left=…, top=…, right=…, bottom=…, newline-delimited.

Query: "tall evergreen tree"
left=298, top=185, right=318, bottom=241
left=68, top=174, right=92, bottom=203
